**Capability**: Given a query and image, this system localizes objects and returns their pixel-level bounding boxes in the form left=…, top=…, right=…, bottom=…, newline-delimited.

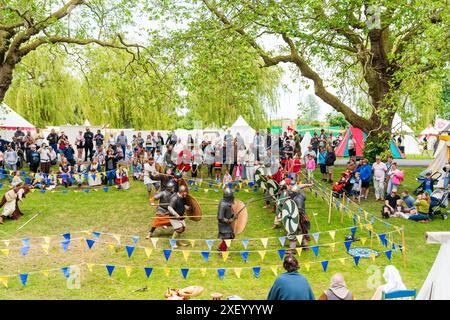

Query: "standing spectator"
left=4, top=145, right=18, bottom=172
left=192, top=144, right=204, bottom=179
left=318, top=146, right=327, bottom=182
left=155, top=132, right=164, bottom=152
left=64, top=144, right=76, bottom=166
left=75, top=130, right=85, bottom=160
left=350, top=172, right=362, bottom=204
left=146, top=133, right=155, bottom=156
left=116, top=131, right=128, bottom=156
left=347, top=134, right=357, bottom=158
left=136, top=132, right=145, bottom=151
left=104, top=150, right=117, bottom=186
left=46, top=129, right=59, bottom=153
left=107, top=133, right=116, bottom=151
left=319, top=273, right=354, bottom=300
left=253, top=130, right=263, bottom=161
left=244, top=145, right=256, bottom=182
left=372, top=156, right=388, bottom=201
left=311, top=133, right=319, bottom=161
left=325, top=145, right=336, bottom=183
left=358, top=158, right=372, bottom=200
left=305, top=154, right=316, bottom=182
left=83, top=128, right=94, bottom=162
left=204, top=141, right=215, bottom=178
left=303, top=145, right=317, bottom=164
left=387, top=162, right=404, bottom=194
left=14, top=127, right=25, bottom=148
left=0, top=149, right=4, bottom=168
left=27, top=144, right=40, bottom=173
left=267, top=255, right=315, bottom=300
left=0, top=135, right=9, bottom=152
left=94, top=130, right=104, bottom=150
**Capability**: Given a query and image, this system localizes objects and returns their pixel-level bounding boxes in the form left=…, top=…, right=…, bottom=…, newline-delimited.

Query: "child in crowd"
left=11, top=171, right=23, bottom=187
left=47, top=170, right=57, bottom=190
left=131, top=159, right=142, bottom=181
left=305, top=154, right=316, bottom=183
left=350, top=171, right=362, bottom=204
left=420, top=172, right=435, bottom=195
left=222, top=170, right=232, bottom=188
left=292, top=153, right=302, bottom=183
left=32, top=170, right=46, bottom=189
left=115, top=164, right=130, bottom=190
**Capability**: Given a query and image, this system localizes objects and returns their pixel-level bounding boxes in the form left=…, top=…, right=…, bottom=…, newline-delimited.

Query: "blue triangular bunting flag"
left=21, top=246, right=30, bottom=256
left=169, top=239, right=177, bottom=248
left=22, top=238, right=30, bottom=247
left=344, top=240, right=352, bottom=252
left=144, top=267, right=153, bottom=279
left=353, top=256, right=360, bottom=266
left=240, top=251, right=249, bottom=263
left=311, top=246, right=319, bottom=257
left=62, top=233, right=71, bottom=240
left=350, top=227, right=357, bottom=236
left=106, top=265, right=115, bottom=277
left=60, top=239, right=70, bottom=253
left=132, top=236, right=139, bottom=244
left=278, top=249, right=286, bottom=261
left=61, top=267, right=70, bottom=279
left=163, top=249, right=172, bottom=261
left=92, top=232, right=101, bottom=239
left=181, top=268, right=189, bottom=279
left=20, top=273, right=28, bottom=286
left=321, top=260, right=329, bottom=272
left=252, top=266, right=261, bottom=278
left=86, top=239, right=95, bottom=249
left=217, top=268, right=225, bottom=280
left=126, top=246, right=135, bottom=258
left=385, top=250, right=392, bottom=261
left=201, top=251, right=210, bottom=263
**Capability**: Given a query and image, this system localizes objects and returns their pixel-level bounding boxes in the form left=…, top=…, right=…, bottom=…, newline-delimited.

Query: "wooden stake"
left=401, top=225, right=406, bottom=269
left=328, top=190, right=333, bottom=224
left=340, top=196, right=345, bottom=224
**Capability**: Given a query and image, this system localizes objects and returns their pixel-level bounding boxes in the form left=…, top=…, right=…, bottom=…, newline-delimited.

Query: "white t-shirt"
left=372, top=162, right=388, bottom=181
left=348, top=138, right=356, bottom=150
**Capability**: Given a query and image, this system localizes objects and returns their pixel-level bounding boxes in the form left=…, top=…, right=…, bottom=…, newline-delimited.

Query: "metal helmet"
left=291, top=184, right=300, bottom=193
left=174, top=172, right=182, bottom=179
left=166, top=180, right=176, bottom=192
left=224, top=188, right=234, bottom=201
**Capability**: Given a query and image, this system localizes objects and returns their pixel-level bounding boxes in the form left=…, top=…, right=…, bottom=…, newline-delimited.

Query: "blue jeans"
left=106, top=171, right=116, bottom=186
left=444, top=175, right=450, bottom=190
left=408, top=213, right=429, bottom=221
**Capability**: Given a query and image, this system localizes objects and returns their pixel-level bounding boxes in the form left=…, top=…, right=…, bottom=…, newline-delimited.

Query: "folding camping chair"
left=382, top=289, right=416, bottom=300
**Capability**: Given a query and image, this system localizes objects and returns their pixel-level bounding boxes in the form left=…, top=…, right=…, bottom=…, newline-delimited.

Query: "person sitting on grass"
left=222, top=170, right=232, bottom=189
left=267, top=254, right=315, bottom=300
left=382, top=189, right=400, bottom=218
left=318, top=273, right=354, bottom=300
left=401, top=190, right=416, bottom=211
left=131, top=158, right=142, bottom=181
left=73, top=159, right=86, bottom=187
left=11, top=171, right=23, bottom=187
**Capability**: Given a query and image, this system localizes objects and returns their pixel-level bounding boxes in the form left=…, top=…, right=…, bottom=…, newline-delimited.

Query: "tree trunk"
left=0, top=63, right=15, bottom=103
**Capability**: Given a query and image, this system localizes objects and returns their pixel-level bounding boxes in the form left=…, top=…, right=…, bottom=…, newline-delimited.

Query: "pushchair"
left=428, top=189, right=449, bottom=220
left=414, top=170, right=441, bottom=195
left=332, top=170, right=353, bottom=198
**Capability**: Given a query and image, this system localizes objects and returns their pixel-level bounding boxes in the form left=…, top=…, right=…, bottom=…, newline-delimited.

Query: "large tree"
left=0, top=0, right=142, bottom=103
left=157, top=0, right=448, bottom=160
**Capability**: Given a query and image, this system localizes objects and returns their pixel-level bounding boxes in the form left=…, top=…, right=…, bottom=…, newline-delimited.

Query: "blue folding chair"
left=382, top=289, right=416, bottom=300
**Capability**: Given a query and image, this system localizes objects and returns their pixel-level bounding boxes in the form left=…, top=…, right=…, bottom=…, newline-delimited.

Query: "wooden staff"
left=340, top=195, right=345, bottom=224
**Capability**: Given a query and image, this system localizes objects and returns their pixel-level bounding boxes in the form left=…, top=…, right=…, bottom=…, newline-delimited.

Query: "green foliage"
left=297, top=94, right=320, bottom=124
left=325, top=111, right=348, bottom=128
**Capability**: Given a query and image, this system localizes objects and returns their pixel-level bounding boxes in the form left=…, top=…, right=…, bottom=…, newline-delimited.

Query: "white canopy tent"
left=417, top=232, right=450, bottom=300
left=228, top=115, right=256, bottom=147
left=0, top=102, right=35, bottom=140
left=391, top=113, right=421, bottom=155
left=300, top=132, right=312, bottom=156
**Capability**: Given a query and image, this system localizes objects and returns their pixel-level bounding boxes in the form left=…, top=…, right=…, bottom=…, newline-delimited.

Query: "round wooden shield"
left=178, top=178, right=188, bottom=190
left=281, top=199, right=299, bottom=234
left=231, top=199, right=248, bottom=235
left=267, top=179, right=279, bottom=198
left=276, top=190, right=289, bottom=217
left=155, top=163, right=163, bottom=173
left=185, top=195, right=202, bottom=221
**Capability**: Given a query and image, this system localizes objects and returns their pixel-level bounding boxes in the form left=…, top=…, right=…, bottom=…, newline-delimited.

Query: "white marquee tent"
left=391, top=113, right=421, bottom=155
left=417, top=232, right=450, bottom=300
left=0, top=102, right=35, bottom=140
left=228, top=115, right=256, bottom=146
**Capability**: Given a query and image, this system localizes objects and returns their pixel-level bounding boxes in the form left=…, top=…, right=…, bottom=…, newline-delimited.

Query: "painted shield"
left=254, top=168, right=267, bottom=187
left=276, top=190, right=290, bottom=218
left=267, top=179, right=279, bottom=198
left=281, top=199, right=299, bottom=234
left=231, top=200, right=248, bottom=235
left=185, top=195, right=202, bottom=221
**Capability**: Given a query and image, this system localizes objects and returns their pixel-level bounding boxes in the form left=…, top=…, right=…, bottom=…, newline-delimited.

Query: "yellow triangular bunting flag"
left=164, top=268, right=171, bottom=277
left=86, top=263, right=94, bottom=272
left=107, top=243, right=116, bottom=253
left=222, top=251, right=230, bottom=262
left=182, top=250, right=191, bottom=262
left=41, top=270, right=50, bottom=277
left=296, top=247, right=303, bottom=256
left=189, top=240, right=196, bottom=247
left=258, top=250, right=266, bottom=261
left=329, top=243, right=336, bottom=252
left=200, top=268, right=207, bottom=277
left=270, top=266, right=278, bottom=276
left=1, top=249, right=10, bottom=256
left=260, top=238, right=269, bottom=248
left=339, top=258, right=346, bottom=265
left=328, top=230, right=336, bottom=240
left=296, top=235, right=303, bottom=244
left=0, top=277, right=8, bottom=288
left=361, top=237, right=367, bottom=245
left=303, top=262, right=311, bottom=271
left=234, top=268, right=242, bottom=278
left=125, top=266, right=133, bottom=277
left=144, top=247, right=153, bottom=258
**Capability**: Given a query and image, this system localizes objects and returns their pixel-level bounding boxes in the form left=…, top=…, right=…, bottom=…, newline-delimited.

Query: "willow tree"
left=78, top=47, right=178, bottom=129
left=153, top=0, right=448, bottom=160
left=0, top=0, right=141, bottom=103
left=4, top=47, right=83, bottom=127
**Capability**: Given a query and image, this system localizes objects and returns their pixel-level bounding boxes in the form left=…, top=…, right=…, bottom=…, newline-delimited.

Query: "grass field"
left=0, top=165, right=448, bottom=300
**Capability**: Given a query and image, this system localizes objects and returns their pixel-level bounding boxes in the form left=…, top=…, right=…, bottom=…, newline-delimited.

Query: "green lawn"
left=0, top=166, right=448, bottom=300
